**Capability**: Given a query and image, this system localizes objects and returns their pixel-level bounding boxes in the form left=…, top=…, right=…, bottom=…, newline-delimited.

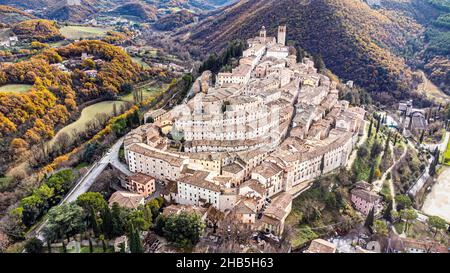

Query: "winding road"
left=32, top=138, right=125, bottom=240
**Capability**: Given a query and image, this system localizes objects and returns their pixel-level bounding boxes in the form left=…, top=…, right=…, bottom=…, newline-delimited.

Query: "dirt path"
left=374, top=144, right=407, bottom=200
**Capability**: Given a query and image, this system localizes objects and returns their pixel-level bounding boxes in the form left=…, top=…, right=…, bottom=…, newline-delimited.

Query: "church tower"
left=259, top=26, right=267, bottom=42
left=278, top=25, right=286, bottom=46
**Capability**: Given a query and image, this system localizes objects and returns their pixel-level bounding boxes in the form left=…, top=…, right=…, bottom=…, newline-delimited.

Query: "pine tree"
left=368, top=165, right=375, bottom=183
left=365, top=207, right=375, bottom=232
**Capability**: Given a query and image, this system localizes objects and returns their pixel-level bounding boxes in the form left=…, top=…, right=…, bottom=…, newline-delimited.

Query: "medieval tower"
left=278, top=25, right=286, bottom=46
left=260, top=26, right=267, bottom=42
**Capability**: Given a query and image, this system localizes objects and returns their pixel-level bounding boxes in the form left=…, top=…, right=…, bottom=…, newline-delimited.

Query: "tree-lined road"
left=33, top=138, right=125, bottom=240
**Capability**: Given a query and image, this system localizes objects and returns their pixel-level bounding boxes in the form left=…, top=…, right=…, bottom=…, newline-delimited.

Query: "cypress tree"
left=47, top=240, right=52, bottom=253
left=320, top=155, right=325, bottom=175
left=419, top=130, right=425, bottom=144
left=90, top=207, right=100, bottom=237
left=376, top=117, right=381, bottom=135
left=368, top=119, right=373, bottom=137
left=89, top=238, right=93, bottom=253
left=111, top=202, right=124, bottom=237
left=368, top=165, right=375, bottom=183
left=134, top=229, right=143, bottom=253
left=384, top=131, right=391, bottom=153
left=101, top=205, right=113, bottom=239
left=364, top=207, right=375, bottom=232
left=429, top=160, right=436, bottom=176
left=129, top=224, right=144, bottom=253
left=393, top=133, right=398, bottom=146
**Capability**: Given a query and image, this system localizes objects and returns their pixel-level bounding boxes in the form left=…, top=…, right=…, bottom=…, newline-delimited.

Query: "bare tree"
left=71, top=129, right=80, bottom=146
left=85, top=120, right=99, bottom=136
left=54, top=132, right=71, bottom=154
left=95, top=113, right=110, bottom=127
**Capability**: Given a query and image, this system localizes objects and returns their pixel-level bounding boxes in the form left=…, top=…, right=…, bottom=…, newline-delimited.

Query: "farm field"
left=48, top=100, right=127, bottom=147
left=0, top=84, right=32, bottom=93
left=119, top=83, right=167, bottom=103
left=60, top=26, right=113, bottom=40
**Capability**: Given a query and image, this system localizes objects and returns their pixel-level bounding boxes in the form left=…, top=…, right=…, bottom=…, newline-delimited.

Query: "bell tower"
left=278, top=25, right=286, bottom=46
left=259, top=26, right=267, bottom=42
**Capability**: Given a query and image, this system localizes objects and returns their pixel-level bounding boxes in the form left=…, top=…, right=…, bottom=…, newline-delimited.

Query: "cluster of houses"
left=302, top=236, right=447, bottom=253
left=0, top=35, right=18, bottom=48
left=117, top=26, right=367, bottom=238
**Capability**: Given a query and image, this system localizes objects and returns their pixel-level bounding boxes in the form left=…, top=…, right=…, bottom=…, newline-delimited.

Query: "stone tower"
left=278, top=25, right=286, bottom=46
left=260, top=26, right=267, bottom=42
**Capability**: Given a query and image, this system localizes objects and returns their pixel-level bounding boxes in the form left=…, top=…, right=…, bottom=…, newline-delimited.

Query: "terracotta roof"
left=108, top=191, right=144, bottom=210
left=178, top=171, right=221, bottom=192
left=129, top=173, right=154, bottom=185
left=222, top=162, right=245, bottom=174
left=389, top=237, right=448, bottom=253
left=128, top=143, right=187, bottom=167
left=240, top=179, right=267, bottom=196
left=351, top=188, right=381, bottom=203
left=252, top=161, right=283, bottom=179
left=305, top=239, right=337, bottom=253
left=263, top=192, right=292, bottom=221
left=234, top=199, right=257, bottom=215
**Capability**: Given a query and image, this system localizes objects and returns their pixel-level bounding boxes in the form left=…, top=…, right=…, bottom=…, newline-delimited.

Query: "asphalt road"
left=33, top=138, right=125, bottom=240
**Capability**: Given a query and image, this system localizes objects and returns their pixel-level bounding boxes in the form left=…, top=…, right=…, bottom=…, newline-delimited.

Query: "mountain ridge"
left=181, top=0, right=420, bottom=104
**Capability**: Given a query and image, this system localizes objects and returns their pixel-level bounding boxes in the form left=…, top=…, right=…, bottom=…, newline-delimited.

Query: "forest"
left=184, top=0, right=419, bottom=105
left=0, top=40, right=145, bottom=175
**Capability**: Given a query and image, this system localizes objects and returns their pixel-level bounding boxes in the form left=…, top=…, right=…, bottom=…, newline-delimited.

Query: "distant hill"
left=367, top=0, right=450, bottom=96
left=0, top=5, right=35, bottom=26
left=47, top=4, right=97, bottom=22
left=182, top=0, right=423, bottom=104
left=12, top=19, right=64, bottom=42
left=110, top=2, right=158, bottom=21
left=154, top=9, right=196, bottom=31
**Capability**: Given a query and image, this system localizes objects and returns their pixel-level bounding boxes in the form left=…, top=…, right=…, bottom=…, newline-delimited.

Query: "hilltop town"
left=122, top=25, right=365, bottom=240
left=1, top=7, right=448, bottom=253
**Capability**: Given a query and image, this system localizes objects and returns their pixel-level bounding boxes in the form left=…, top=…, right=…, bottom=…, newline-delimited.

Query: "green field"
left=119, top=84, right=166, bottom=103
left=60, top=26, right=113, bottom=40
left=444, top=138, right=450, bottom=165
left=0, top=84, right=32, bottom=93
left=48, top=100, right=127, bottom=147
